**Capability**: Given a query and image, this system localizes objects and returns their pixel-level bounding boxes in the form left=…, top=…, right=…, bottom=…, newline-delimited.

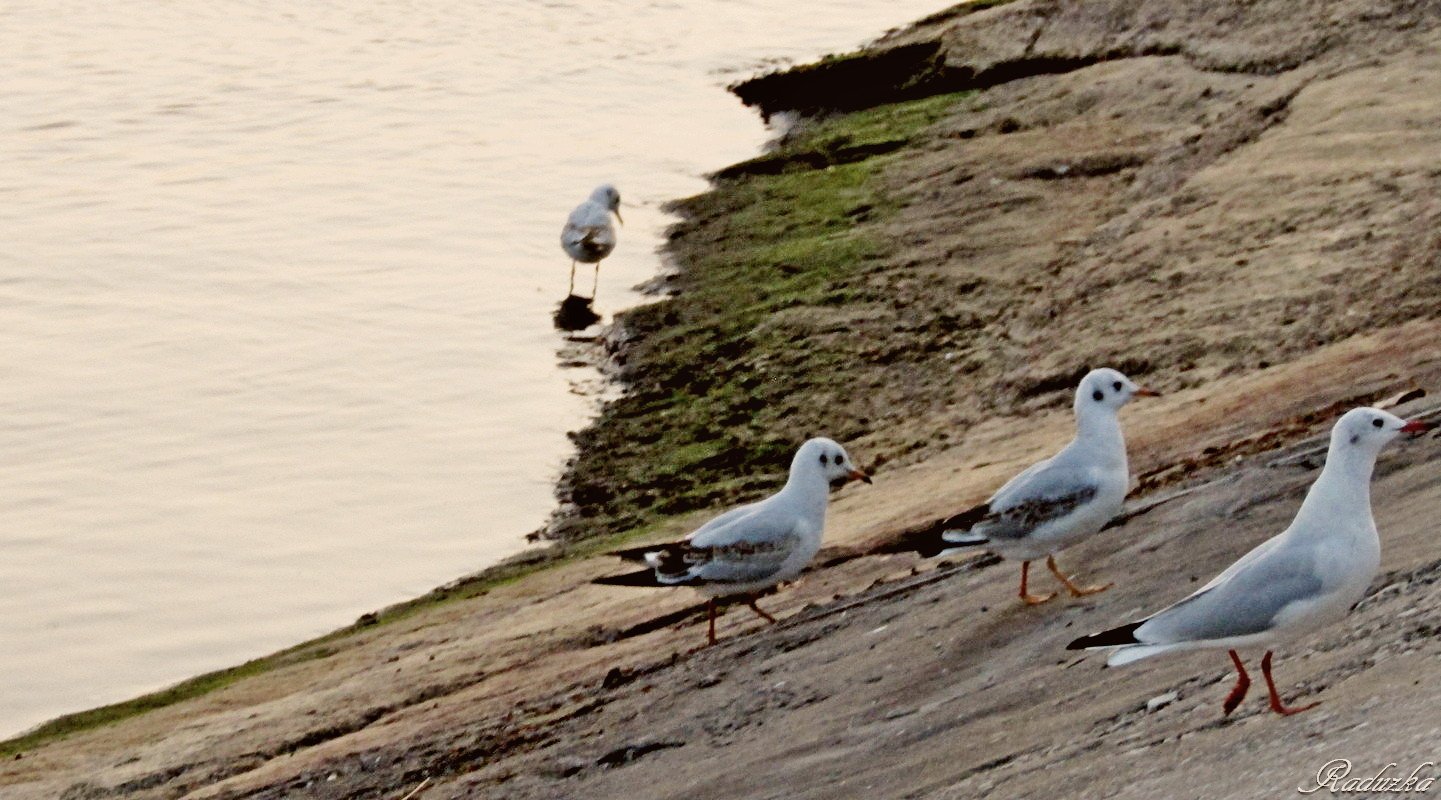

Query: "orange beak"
left=849, top=469, right=872, bottom=485
left=1132, top=387, right=1161, bottom=397
left=1400, top=419, right=1431, bottom=435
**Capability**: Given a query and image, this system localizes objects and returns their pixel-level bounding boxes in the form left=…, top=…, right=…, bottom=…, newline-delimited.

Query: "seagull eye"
left=1372, top=418, right=1384, bottom=429
left=1112, top=381, right=1122, bottom=391
left=1092, top=390, right=1104, bottom=402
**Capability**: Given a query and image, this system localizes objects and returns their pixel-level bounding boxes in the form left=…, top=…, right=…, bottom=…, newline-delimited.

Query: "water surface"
left=0, top=0, right=947, bottom=735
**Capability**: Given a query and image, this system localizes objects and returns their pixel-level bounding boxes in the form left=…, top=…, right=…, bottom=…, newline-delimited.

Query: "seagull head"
left=591, top=184, right=623, bottom=224
left=1075, top=367, right=1159, bottom=414
left=793, top=437, right=870, bottom=487
left=1334, top=407, right=1430, bottom=453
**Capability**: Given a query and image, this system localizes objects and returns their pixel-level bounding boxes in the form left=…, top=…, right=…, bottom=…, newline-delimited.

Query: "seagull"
left=594, top=437, right=871, bottom=645
left=1068, top=407, right=1430, bottom=716
left=906, top=368, right=1158, bottom=604
left=560, top=184, right=622, bottom=298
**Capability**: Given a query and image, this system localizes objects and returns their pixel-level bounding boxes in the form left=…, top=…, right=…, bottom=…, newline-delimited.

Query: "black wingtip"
left=872, top=524, right=948, bottom=557
left=592, top=568, right=665, bottom=588
left=938, top=502, right=991, bottom=533
left=1066, top=620, right=1142, bottom=650
left=871, top=502, right=992, bottom=557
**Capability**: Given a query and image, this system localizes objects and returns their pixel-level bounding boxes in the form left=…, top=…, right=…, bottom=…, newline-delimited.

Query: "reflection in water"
left=0, top=0, right=949, bottom=734
left=554, top=295, right=603, bottom=332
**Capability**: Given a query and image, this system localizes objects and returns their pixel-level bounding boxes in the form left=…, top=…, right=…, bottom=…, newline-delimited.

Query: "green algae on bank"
left=552, top=90, right=976, bottom=543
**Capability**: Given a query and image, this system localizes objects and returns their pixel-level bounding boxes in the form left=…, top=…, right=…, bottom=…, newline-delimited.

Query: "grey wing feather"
left=1136, top=539, right=1322, bottom=643
left=561, top=202, right=616, bottom=259
left=973, top=461, right=1099, bottom=541
left=685, top=504, right=801, bottom=585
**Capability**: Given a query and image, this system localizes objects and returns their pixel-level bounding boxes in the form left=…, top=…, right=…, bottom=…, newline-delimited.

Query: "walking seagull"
left=560, top=184, right=621, bottom=298
left=594, top=438, right=870, bottom=645
left=1068, top=407, right=1430, bottom=716
left=906, top=368, right=1158, bottom=604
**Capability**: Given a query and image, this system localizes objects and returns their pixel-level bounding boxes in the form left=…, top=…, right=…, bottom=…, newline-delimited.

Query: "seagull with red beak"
left=1069, top=407, right=1431, bottom=716
left=595, top=437, right=870, bottom=645
left=912, top=367, right=1158, bottom=604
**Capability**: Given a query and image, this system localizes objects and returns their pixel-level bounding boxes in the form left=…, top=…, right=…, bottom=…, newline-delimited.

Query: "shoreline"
left=0, top=10, right=961, bottom=754
left=8, top=0, right=1441, bottom=795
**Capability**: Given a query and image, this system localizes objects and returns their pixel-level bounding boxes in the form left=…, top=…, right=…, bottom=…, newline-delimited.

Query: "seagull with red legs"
left=907, top=367, right=1158, bottom=604
left=593, top=438, right=870, bottom=645
left=1068, top=407, right=1431, bottom=716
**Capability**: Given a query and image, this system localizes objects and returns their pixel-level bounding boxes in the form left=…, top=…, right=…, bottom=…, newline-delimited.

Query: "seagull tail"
left=1105, top=644, right=1175, bottom=667
left=1068, top=623, right=1174, bottom=668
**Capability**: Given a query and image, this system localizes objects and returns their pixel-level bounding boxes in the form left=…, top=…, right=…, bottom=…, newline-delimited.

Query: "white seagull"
left=911, top=367, right=1157, bottom=604
left=1069, top=407, right=1430, bottom=716
left=560, top=184, right=622, bottom=298
left=595, top=437, right=870, bottom=645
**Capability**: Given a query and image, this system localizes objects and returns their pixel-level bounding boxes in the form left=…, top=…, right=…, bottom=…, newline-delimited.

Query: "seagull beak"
left=1400, top=419, right=1431, bottom=435
left=849, top=469, right=872, bottom=485
left=613, top=208, right=624, bottom=225
left=1132, top=387, right=1161, bottom=397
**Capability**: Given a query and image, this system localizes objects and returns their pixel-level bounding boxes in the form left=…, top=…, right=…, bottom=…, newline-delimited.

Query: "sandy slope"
left=7, top=0, right=1441, bottom=797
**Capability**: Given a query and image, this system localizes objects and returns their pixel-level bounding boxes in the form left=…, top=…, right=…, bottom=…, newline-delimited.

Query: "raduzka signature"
left=1300, top=760, right=1438, bottom=794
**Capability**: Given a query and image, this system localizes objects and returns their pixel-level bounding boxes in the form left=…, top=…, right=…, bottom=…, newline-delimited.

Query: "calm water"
left=0, top=0, right=945, bottom=735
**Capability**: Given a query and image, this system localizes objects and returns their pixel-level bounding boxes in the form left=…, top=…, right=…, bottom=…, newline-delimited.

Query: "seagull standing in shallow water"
left=909, top=368, right=1158, bottom=604
left=594, top=437, right=870, bottom=645
left=560, top=184, right=621, bottom=298
left=1069, top=407, right=1430, bottom=716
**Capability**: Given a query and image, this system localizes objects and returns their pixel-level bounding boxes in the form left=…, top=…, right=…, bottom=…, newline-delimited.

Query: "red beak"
left=1132, top=387, right=1161, bottom=397
left=849, top=469, right=872, bottom=485
left=1400, top=419, right=1431, bottom=435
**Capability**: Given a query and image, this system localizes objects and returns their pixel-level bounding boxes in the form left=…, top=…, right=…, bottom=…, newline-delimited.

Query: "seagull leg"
left=706, top=598, right=717, bottom=646
left=1018, top=561, right=1056, bottom=605
left=1261, top=651, right=1320, bottom=716
left=568, top=261, right=577, bottom=296
left=1046, top=554, right=1113, bottom=597
left=1222, top=649, right=1251, bottom=715
left=591, top=263, right=600, bottom=299
left=746, top=597, right=778, bottom=624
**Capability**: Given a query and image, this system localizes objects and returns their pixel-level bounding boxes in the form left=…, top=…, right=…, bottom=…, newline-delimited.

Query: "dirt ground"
left=7, top=1, right=1441, bottom=797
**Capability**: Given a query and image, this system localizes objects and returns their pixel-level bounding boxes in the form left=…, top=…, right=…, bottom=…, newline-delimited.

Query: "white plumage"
left=931, top=367, right=1158, bottom=604
left=1070, top=407, right=1430, bottom=715
left=560, top=184, right=621, bottom=298
left=595, top=437, right=870, bottom=644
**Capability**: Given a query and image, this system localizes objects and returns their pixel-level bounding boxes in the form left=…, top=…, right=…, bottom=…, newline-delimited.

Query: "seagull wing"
left=966, top=460, right=1100, bottom=542
left=1132, top=534, right=1323, bottom=645
left=639, top=503, right=801, bottom=586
